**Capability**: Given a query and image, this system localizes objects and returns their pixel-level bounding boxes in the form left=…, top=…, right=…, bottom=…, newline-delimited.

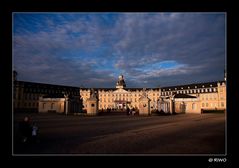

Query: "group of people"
left=126, top=107, right=136, bottom=115
left=19, top=116, right=39, bottom=143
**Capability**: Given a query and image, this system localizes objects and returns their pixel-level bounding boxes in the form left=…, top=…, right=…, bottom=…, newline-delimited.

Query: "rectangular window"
left=13, top=90, right=16, bottom=99
left=51, top=103, right=54, bottom=109
left=192, top=103, right=196, bottom=110
left=221, top=102, right=224, bottom=107
left=18, top=93, right=21, bottom=100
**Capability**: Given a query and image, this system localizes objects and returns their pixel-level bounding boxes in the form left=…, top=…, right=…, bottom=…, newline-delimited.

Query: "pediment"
left=113, top=88, right=129, bottom=94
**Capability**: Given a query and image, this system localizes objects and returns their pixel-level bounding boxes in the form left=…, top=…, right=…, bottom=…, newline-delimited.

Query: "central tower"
left=116, top=74, right=126, bottom=89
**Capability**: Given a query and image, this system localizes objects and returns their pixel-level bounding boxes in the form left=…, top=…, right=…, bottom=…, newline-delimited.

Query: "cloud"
left=13, top=13, right=225, bottom=88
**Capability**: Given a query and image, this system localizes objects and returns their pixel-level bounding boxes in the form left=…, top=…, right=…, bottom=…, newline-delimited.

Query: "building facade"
left=13, top=80, right=80, bottom=113
left=13, top=72, right=226, bottom=114
left=159, top=80, right=226, bottom=113
left=80, top=75, right=160, bottom=111
left=38, top=94, right=83, bottom=114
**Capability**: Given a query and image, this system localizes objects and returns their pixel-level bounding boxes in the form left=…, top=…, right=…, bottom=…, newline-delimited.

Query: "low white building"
left=38, top=94, right=83, bottom=114
left=158, top=94, right=200, bottom=114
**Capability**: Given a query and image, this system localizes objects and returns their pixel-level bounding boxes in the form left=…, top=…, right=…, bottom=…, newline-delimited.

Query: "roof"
left=80, top=88, right=117, bottom=91
left=161, top=81, right=225, bottom=91
left=80, top=88, right=160, bottom=91
left=14, top=81, right=80, bottom=89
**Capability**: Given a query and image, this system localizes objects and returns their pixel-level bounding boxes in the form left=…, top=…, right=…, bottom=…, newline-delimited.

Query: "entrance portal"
left=114, top=100, right=131, bottom=110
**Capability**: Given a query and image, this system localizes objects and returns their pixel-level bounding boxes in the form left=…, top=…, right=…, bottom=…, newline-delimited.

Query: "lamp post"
left=64, top=93, right=69, bottom=116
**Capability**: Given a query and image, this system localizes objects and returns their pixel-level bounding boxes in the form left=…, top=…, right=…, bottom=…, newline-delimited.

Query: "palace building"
left=159, top=81, right=226, bottom=114
left=80, top=75, right=226, bottom=114
left=13, top=72, right=80, bottom=113
left=80, top=75, right=160, bottom=111
left=13, top=71, right=226, bottom=114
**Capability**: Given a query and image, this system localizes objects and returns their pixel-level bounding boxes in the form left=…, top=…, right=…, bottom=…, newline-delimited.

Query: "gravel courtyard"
left=13, top=113, right=226, bottom=155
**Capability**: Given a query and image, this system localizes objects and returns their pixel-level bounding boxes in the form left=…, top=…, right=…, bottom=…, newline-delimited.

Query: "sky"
left=13, top=13, right=226, bottom=88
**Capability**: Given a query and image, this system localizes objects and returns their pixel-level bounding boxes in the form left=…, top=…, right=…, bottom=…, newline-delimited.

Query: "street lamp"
left=63, top=93, right=69, bottom=116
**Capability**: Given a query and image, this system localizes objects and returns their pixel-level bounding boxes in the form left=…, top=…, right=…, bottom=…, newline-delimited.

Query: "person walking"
left=19, top=116, right=32, bottom=143
left=31, top=122, right=39, bottom=143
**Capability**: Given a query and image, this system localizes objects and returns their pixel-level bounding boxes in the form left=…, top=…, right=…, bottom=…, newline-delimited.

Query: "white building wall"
left=39, top=98, right=65, bottom=113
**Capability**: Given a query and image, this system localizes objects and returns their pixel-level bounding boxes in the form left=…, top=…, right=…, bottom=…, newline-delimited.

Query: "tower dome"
left=116, top=74, right=126, bottom=89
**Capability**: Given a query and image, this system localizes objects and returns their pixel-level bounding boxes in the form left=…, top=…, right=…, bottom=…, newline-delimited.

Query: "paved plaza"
left=13, top=113, right=226, bottom=155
